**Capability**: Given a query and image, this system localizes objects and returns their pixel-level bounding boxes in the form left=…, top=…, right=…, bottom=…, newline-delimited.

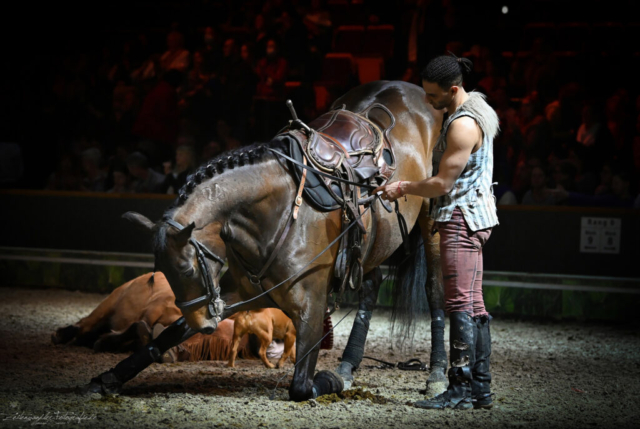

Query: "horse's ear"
left=122, top=211, right=155, bottom=232
left=173, top=222, right=196, bottom=247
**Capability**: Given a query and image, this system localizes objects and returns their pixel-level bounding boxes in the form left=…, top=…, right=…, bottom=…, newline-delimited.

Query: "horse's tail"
left=388, top=222, right=429, bottom=353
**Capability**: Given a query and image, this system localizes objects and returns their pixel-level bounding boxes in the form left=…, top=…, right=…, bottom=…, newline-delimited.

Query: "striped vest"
left=429, top=92, right=500, bottom=231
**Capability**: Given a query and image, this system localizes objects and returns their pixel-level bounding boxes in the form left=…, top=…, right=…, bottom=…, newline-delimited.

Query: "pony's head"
left=123, top=211, right=226, bottom=333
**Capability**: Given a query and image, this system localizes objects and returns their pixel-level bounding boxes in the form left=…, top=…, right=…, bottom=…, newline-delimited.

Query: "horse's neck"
left=174, top=159, right=294, bottom=251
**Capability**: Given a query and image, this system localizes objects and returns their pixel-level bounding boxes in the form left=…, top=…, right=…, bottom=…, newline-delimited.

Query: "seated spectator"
left=46, top=154, right=82, bottom=191
left=107, top=162, right=132, bottom=193
left=216, top=119, right=241, bottom=152
left=521, top=166, right=555, bottom=205
left=548, top=171, right=634, bottom=208
left=160, top=31, right=190, bottom=73
left=201, top=141, right=224, bottom=162
left=126, top=152, right=165, bottom=193
left=552, top=161, right=578, bottom=192
left=132, top=69, right=182, bottom=156
left=161, top=145, right=196, bottom=194
left=201, top=26, right=222, bottom=75
left=255, top=39, right=288, bottom=100
left=80, top=148, right=107, bottom=192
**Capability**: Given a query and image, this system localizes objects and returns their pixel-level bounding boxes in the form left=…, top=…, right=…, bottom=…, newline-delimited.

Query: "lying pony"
left=52, top=272, right=332, bottom=367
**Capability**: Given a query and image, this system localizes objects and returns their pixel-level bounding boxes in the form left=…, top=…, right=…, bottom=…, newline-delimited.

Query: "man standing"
left=376, top=54, right=500, bottom=410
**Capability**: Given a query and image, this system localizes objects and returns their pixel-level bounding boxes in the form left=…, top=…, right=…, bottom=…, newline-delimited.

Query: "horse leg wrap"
left=430, top=309, right=447, bottom=370
left=340, top=309, right=371, bottom=369
left=79, top=317, right=195, bottom=395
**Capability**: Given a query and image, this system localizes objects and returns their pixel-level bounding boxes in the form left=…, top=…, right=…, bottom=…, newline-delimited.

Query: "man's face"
left=422, top=80, right=454, bottom=110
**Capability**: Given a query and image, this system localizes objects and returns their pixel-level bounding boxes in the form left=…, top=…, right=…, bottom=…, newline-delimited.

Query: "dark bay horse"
left=80, top=80, right=447, bottom=401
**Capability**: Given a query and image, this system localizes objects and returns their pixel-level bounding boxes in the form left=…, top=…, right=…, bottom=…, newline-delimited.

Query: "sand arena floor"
left=0, top=286, right=639, bottom=429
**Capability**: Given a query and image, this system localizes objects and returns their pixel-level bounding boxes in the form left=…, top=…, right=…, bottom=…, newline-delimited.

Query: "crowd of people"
left=12, top=0, right=639, bottom=208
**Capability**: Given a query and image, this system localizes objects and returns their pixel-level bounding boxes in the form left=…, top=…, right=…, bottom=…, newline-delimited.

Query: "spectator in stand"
left=80, top=148, right=106, bottom=192
left=594, top=162, right=614, bottom=196
left=477, top=59, right=506, bottom=101
left=132, top=69, right=183, bottom=161
left=277, top=8, right=308, bottom=78
left=201, top=26, right=222, bottom=75
left=216, top=119, right=241, bottom=152
left=46, top=154, right=82, bottom=191
left=107, top=161, right=132, bottom=193
left=549, top=171, right=634, bottom=208
left=303, top=0, right=332, bottom=53
left=126, top=151, right=165, bottom=194
left=160, top=31, right=190, bottom=74
left=201, top=141, right=224, bottom=162
left=552, top=161, right=578, bottom=193
left=521, top=166, right=555, bottom=205
left=161, top=145, right=196, bottom=194
left=256, top=39, right=288, bottom=100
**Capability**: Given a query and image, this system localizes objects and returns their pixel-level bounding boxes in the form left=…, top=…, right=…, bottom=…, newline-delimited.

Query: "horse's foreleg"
left=78, top=316, right=196, bottom=395
left=335, top=266, right=382, bottom=388
left=289, top=302, right=343, bottom=401
left=420, top=215, right=448, bottom=396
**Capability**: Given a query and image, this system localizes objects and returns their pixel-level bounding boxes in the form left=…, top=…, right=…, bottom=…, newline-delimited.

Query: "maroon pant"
left=436, top=207, right=492, bottom=317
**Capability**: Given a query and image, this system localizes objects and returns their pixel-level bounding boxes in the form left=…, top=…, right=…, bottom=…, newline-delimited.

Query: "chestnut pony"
left=80, top=81, right=447, bottom=401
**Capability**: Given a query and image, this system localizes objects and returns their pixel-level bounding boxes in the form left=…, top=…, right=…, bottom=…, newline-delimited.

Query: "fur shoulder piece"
left=455, top=91, right=500, bottom=140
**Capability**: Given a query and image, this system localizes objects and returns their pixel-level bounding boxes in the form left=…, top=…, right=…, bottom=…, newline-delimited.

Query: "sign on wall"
left=580, top=217, right=621, bottom=254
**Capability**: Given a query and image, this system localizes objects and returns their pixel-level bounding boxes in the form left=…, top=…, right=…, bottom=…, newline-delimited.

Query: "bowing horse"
left=80, top=80, right=447, bottom=401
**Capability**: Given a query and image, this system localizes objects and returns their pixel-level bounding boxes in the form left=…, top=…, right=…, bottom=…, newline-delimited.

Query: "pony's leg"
left=277, top=329, right=296, bottom=368
left=93, top=322, right=145, bottom=352
left=256, top=327, right=276, bottom=369
left=420, top=214, right=448, bottom=396
left=289, top=300, right=343, bottom=401
left=335, top=267, right=382, bottom=388
left=78, top=316, right=196, bottom=395
left=227, top=323, right=246, bottom=368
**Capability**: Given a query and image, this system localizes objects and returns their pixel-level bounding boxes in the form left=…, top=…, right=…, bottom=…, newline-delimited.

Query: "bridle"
left=165, top=219, right=226, bottom=322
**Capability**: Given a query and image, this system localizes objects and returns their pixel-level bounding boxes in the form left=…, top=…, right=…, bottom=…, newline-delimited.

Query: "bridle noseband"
left=165, top=219, right=226, bottom=322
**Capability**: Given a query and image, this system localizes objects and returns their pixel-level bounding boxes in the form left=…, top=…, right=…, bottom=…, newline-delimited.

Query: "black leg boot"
left=472, top=314, right=493, bottom=409
left=415, top=312, right=476, bottom=410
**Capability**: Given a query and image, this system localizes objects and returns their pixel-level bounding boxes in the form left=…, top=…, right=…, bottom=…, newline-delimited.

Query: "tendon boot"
left=472, top=314, right=493, bottom=409
left=415, top=312, right=476, bottom=410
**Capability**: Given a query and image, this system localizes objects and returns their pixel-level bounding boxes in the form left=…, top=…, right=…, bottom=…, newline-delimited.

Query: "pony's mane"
left=152, top=139, right=286, bottom=255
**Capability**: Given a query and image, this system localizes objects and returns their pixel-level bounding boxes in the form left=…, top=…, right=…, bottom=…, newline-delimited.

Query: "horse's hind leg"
left=335, top=266, right=382, bottom=389
left=419, top=215, right=448, bottom=396
left=78, top=316, right=196, bottom=395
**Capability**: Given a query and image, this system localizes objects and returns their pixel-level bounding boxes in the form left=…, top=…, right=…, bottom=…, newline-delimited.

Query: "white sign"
left=580, top=217, right=621, bottom=254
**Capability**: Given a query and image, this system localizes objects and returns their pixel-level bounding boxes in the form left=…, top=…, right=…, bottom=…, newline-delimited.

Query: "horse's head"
left=123, top=211, right=226, bottom=334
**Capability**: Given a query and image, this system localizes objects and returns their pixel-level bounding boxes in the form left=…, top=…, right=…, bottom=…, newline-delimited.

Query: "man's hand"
left=373, top=181, right=405, bottom=202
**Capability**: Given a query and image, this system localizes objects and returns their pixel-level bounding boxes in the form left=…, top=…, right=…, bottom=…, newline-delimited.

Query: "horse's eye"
left=181, top=266, right=195, bottom=277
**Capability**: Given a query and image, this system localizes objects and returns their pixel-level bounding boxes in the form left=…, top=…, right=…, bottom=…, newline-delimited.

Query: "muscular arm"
left=375, top=116, right=481, bottom=201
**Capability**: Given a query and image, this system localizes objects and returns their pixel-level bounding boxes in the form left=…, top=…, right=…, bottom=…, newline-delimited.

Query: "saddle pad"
left=275, top=133, right=344, bottom=211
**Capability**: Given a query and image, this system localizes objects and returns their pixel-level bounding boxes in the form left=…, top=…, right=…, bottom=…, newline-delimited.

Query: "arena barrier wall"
left=1, top=190, right=638, bottom=320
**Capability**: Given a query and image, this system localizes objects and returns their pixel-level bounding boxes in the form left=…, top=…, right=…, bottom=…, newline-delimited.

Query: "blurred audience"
left=28, top=1, right=638, bottom=208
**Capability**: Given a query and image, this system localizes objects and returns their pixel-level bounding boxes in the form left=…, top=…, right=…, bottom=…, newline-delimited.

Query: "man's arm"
left=375, top=116, right=480, bottom=201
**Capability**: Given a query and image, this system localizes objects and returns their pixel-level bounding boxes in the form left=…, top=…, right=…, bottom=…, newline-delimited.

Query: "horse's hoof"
left=312, top=370, right=344, bottom=398
left=161, top=349, right=177, bottom=364
left=136, top=321, right=152, bottom=346
left=76, top=372, right=123, bottom=396
left=335, top=361, right=355, bottom=390
left=426, top=367, right=448, bottom=397
left=52, top=325, right=79, bottom=345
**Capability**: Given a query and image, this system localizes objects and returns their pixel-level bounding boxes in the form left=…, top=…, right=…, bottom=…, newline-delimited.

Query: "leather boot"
left=472, top=314, right=493, bottom=409
left=415, top=312, right=476, bottom=410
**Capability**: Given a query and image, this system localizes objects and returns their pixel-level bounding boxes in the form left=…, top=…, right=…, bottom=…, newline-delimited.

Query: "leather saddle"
left=273, top=103, right=398, bottom=308
left=278, top=103, right=397, bottom=212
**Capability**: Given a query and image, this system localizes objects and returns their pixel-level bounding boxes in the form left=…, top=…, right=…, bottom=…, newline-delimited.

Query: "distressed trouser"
left=436, top=207, right=492, bottom=317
